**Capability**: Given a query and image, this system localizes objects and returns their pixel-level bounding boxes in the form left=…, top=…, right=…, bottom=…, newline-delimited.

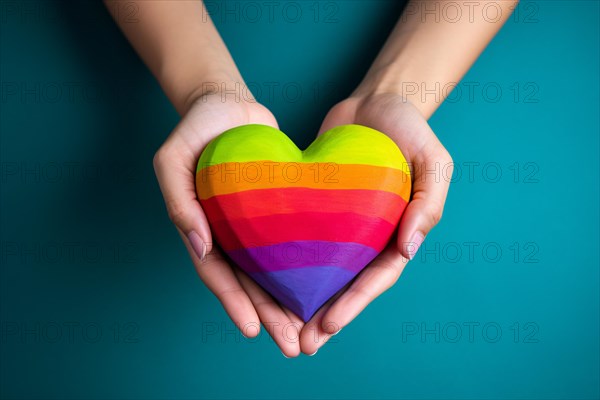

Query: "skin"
left=106, top=0, right=518, bottom=357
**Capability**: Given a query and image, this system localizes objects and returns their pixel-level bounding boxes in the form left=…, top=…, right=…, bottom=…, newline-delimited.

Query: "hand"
left=299, top=93, right=453, bottom=355
left=153, top=92, right=304, bottom=357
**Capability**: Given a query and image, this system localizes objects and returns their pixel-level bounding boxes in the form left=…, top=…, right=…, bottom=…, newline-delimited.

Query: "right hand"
left=153, top=91, right=304, bottom=357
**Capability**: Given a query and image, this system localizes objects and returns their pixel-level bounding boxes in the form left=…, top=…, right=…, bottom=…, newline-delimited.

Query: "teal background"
left=1, top=0, right=598, bottom=399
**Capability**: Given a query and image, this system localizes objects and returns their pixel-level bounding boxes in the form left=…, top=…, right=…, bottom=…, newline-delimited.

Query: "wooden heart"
left=196, top=124, right=411, bottom=322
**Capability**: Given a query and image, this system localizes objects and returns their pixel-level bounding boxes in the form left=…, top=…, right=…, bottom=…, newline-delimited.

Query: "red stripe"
left=201, top=187, right=406, bottom=225
left=210, top=212, right=397, bottom=252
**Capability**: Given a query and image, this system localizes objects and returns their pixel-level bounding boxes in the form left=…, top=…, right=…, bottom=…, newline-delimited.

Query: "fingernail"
left=188, top=230, right=206, bottom=261
left=308, top=349, right=318, bottom=356
left=243, top=324, right=260, bottom=339
left=407, top=231, right=425, bottom=260
left=323, top=322, right=340, bottom=334
left=332, top=328, right=342, bottom=336
left=281, top=352, right=290, bottom=359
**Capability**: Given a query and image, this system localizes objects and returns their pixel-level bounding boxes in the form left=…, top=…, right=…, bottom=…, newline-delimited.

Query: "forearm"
left=355, top=0, right=519, bottom=118
left=105, top=0, right=243, bottom=115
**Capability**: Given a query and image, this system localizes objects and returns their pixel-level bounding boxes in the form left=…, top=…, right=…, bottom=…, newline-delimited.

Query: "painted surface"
left=197, top=124, right=411, bottom=321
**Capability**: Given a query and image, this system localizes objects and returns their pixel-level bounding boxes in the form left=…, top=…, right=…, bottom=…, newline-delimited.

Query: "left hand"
left=299, top=93, right=453, bottom=355
left=153, top=93, right=304, bottom=357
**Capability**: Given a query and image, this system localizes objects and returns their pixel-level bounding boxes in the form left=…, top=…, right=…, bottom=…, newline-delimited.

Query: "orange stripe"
left=197, top=161, right=410, bottom=201
left=200, top=187, right=407, bottom=225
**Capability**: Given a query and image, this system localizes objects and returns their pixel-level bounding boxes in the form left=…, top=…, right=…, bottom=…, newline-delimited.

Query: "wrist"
left=161, top=66, right=249, bottom=115
left=353, top=63, right=439, bottom=119
left=181, top=72, right=254, bottom=113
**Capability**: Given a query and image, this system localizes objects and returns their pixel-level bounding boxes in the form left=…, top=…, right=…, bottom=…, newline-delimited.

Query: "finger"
left=397, top=144, right=453, bottom=260
left=300, top=285, right=348, bottom=355
left=154, top=99, right=280, bottom=260
left=282, top=305, right=305, bottom=328
left=317, top=98, right=361, bottom=135
left=320, top=245, right=408, bottom=333
left=154, top=135, right=214, bottom=261
left=179, top=229, right=261, bottom=337
left=234, top=268, right=302, bottom=358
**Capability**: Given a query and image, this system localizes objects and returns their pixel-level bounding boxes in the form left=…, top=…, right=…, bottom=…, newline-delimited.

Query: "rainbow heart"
left=196, top=124, right=411, bottom=322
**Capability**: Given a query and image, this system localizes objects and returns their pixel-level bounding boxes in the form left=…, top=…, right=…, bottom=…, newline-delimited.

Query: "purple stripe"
left=249, top=267, right=357, bottom=322
left=226, top=241, right=379, bottom=274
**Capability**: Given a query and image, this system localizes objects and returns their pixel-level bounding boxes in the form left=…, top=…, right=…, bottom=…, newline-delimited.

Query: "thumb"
left=153, top=140, right=213, bottom=262
left=317, top=98, right=361, bottom=135
left=397, top=148, right=453, bottom=260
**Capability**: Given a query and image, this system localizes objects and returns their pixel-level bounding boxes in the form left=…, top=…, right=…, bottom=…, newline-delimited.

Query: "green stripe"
left=197, top=124, right=410, bottom=176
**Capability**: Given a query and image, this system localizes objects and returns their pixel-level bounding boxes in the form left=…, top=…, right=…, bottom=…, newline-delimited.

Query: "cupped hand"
left=153, top=93, right=304, bottom=357
left=300, top=93, right=453, bottom=355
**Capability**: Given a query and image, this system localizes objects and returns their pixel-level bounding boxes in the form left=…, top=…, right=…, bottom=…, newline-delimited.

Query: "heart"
left=196, top=124, right=411, bottom=322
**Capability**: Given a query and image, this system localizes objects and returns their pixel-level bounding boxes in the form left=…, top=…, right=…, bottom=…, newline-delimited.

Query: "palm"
left=319, top=94, right=447, bottom=165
